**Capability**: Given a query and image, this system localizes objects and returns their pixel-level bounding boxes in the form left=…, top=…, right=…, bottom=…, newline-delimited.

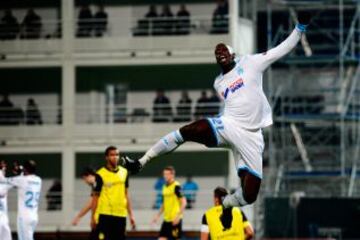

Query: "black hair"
left=23, top=160, right=36, bottom=174
left=81, top=167, right=96, bottom=177
left=214, top=186, right=228, bottom=201
left=105, top=146, right=117, bottom=156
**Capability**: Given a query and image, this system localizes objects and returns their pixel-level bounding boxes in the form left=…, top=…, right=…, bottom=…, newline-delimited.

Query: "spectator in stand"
left=175, top=90, right=192, bottom=122
left=25, top=98, right=43, bottom=125
left=21, top=9, right=42, bottom=39
left=77, top=5, right=93, bottom=37
left=195, top=90, right=210, bottom=119
left=137, top=5, right=158, bottom=36
left=176, top=4, right=190, bottom=35
left=1, top=9, right=19, bottom=40
left=159, top=4, right=174, bottom=35
left=182, top=175, right=199, bottom=209
left=145, top=5, right=158, bottom=19
left=0, top=93, right=14, bottom=125
left=211, top=0, right=229, bottom=34
left=208, top=89, right=221, bottom=116
left=153, top=176, right=165, bottom=209
left=46, top=179, right=62, bottom=211
left=153, top=89, right=172, bottom=122
left=94, top=5, right=108, bottom=37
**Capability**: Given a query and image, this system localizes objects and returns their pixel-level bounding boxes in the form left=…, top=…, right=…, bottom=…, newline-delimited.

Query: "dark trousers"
left=95, top=214, right=126, bottom=240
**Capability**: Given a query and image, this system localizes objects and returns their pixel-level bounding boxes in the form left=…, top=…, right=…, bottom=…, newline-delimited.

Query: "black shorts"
left=159, top=220, right=182, bottom=239
left=95, top=214, right=126, bottom=240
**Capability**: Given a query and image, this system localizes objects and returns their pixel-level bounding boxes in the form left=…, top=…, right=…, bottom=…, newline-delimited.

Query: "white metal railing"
left=75, top=102, right=222, bottom=124
left=131, top=15, right=229, bottom=37
left=0, top=106, right=60, bottom=125
left=0, top=19, right=60, bottom=41
left=2, top=92, right=359, bottom=126
left=0, top=15, right=228, bottom=42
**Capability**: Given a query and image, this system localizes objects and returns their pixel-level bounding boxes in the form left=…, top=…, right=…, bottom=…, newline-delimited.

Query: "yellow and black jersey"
left=202, top=206, right=250, bottom=240
left=92, top=166, right=129, bottom=218
left=162, top=180, right=183, bottom=222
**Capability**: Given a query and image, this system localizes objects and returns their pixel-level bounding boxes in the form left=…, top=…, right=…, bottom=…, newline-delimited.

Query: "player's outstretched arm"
left=71, top=197, right=93, bottom=225
left=252, top=11, right=311, bottom=72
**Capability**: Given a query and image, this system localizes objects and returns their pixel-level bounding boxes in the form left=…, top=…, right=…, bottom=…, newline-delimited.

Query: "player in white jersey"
left=0, top=161, right=12, bottom=240
left=122, top=13, right=311, bottom=207
left=6, top=160, right=42, bottom=240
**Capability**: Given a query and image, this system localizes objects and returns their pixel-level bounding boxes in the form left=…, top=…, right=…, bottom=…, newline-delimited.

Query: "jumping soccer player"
left=122, top=13, right=311, bottom=208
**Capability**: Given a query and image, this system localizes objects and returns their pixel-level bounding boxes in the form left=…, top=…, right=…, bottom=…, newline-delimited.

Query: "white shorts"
left=207, top=116, right=264, bottom=179
left=17, top=217, right=38, bottom=240
left=0, top=215, right=11, bottom=240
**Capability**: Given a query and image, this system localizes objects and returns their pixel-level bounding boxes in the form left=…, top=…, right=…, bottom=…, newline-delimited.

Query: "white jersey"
left=0, top=170, right=12, bottom=240
left=0, top=170, right=11, bottom=217
left=7, top=174, right=42, bottom=220
left=214, top=28, right=302, bottom=130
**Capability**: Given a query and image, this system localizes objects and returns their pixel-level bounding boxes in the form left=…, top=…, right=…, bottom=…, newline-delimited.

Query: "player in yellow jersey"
left=91, top=146, right=136, bottom=240
left=200, top=187, right=254, bottom=240
left=151, top=166, right=187, bottom=240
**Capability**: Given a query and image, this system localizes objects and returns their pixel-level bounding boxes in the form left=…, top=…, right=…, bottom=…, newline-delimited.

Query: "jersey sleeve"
left=201, top=214, right=209, bottom=233
left=174, top=185, right=183, bottom=198
left=92, top=174, right=103, bottom=195
left=6, top=176, right=23, bottom=188
left=249, top=28, right=302, bottom=72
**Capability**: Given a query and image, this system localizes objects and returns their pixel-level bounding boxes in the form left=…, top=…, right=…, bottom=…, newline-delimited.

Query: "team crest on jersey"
left=237, top=67, right=244, bottom=75
left=221, top=78, right=244, bottom=99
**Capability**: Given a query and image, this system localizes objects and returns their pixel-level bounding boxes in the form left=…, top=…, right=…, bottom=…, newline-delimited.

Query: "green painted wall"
left=0, top=154, right=61, bottom=179
left=76, top=64, right=219, bottom=92
left=0, top=68, right=61, bottom=94
left=76, top=151, right=228, bottom=177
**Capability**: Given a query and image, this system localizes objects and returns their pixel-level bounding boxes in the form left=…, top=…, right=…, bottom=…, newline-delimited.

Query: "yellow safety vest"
left=205, top=205, right=245, bottom=240
left=96, top=166, right=128, bottom=217
left=163, top=180, right=182, bottom=222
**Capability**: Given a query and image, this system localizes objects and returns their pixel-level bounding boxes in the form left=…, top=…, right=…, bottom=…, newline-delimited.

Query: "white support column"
left=229, top=0, right=240, bottom=52
left=61, top=0, right=76, bottom=225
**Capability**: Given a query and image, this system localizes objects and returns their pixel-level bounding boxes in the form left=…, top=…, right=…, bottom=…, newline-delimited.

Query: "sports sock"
left=139, top=130, right=184, bottom=166
left=222, top=187, right=248, bottom=208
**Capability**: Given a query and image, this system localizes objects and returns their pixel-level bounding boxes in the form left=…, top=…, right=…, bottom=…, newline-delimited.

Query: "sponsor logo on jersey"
left=221, top=78, right=244, bottom=99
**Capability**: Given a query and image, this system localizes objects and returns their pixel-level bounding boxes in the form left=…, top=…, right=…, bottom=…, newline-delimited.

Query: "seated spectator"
left=0, top=9, right=19, bottom=40
left=182, top=175, right=199, bottom=209
left=77, top=5, right=93, bottom=37
left=174, top=90, right=192, bottom=122
left=211, top=0, right=229, bottom=34
left=46, top=179, right=62, bottom=211
left=0, top=93, right=14, bottom=125
left=21, top=9, right=42, bottom=39
left=176, top=4, right=190, bottom=35
left=153, top=89, right=172, bottom=122
left=195, top=90, right=210, bottom=118
left=153, top=176, right=165, bottom=209
left=134, top=5, right=158, bottom=36
left=146, top=4, right=158, bottom=19
left=25, top=98, right=43, bottom=125
left=156, top=4, right=174, bottom=35
left=94, top=5, right=108, bottom=37
left=208, top=90, right=220, bottom=116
